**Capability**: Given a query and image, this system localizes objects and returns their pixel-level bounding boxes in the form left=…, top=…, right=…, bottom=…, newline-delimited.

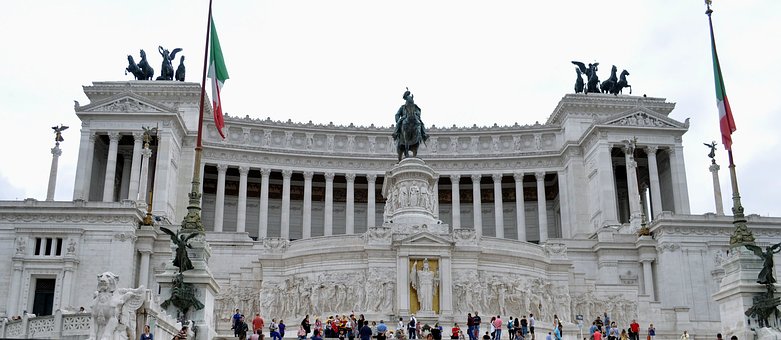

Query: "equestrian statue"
left=393, top=88, right=429, bottom=162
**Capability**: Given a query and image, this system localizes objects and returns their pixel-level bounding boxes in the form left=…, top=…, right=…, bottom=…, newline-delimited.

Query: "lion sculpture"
left=88, top=272, right=145, bottom=340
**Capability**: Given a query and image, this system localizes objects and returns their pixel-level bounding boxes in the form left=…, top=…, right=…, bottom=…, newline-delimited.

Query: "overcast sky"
left=0, top=0, right=779, bottom=217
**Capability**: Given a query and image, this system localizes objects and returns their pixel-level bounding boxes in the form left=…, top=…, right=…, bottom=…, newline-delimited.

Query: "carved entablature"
left=204, top=117, right=563, bottom=158
left=546, top=93, right=676, bottom=125
left=76, top=92, right=176, bottom=114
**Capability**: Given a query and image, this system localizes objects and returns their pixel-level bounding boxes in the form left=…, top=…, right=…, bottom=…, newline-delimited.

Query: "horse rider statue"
left=393, top=88, right=429, bottom=162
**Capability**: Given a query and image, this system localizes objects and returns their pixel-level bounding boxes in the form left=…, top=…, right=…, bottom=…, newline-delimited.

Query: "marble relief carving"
left=259, top=270, right=394, bottom=321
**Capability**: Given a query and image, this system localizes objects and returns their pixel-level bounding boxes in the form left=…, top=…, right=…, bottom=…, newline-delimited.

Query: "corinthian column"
left=471, top=174, right=483, bottom=236
left=450, top=175, right=461, bottom=228
left=513, top=172, right=526, bottom=241
left=346, top=173, right=356, bottom=234
left=492, top=173, right=504, bottom=238
left=535, top=171, right=548, bottom=243
left=127, top=132, right=143, bottom=201
left=138, top=146, right=152, bottom=204
left=46, top=144, right=62, bottom=201
left=281, top=169, right=292, bottom=239
left=324, top=172, right=335, bottom=236
left=102, top=132, right=121, bottom=202
left=214, top=164, right=228, bottom=232
left=259, top=168, right=271, bottom=238
left=367, top=174, right=377, bottom=228
left=237, top=166, right=249, bottom=233
left=710, top=162, right=725, bottom=215
left=623, top=146, right=642, bottom=223
left=303, top=171, right=313, bottom=238
left=645, top=146, right=663, bottom=219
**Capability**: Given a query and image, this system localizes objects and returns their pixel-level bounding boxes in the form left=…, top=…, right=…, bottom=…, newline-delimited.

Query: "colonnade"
left=73, top=131, right=154, bottom=205
left=206, top=164, right=559, bottom=243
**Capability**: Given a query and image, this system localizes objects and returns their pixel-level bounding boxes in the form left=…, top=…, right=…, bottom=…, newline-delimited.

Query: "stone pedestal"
left=156, top=233, right=220, bottom=340
left=713, top=247, right=766, bottom=340
left=382, top=158, right=439, bottom=226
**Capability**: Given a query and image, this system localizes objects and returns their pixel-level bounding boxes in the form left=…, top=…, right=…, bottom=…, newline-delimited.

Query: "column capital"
left=470, top=174, right=482, bottom=182
left=303, top=171, right=314, bottom=180
left=51, top=146, right=62, bottom=157
left=324, top=172, right=335, bottom=181
left=238, top=166, right=250, bottom=176
left=88, top=132, right=98, bottom=143
left=345, top=173, right=356, bottom=182
left=492, top=173, right=503, bottom=182
left=535, top=171, right=546, bottom=181
left=644, top=145, right=659, bottom=154
left=513, top=172, right=524, bottom=182
left=282, top=169, right=293, bottom=178
left=449, top=174, right=460, bottom=183
left=141, top=148, right=152, bottom=158
left=366, top=173, right=377, bottom=182
left=216, top=164, right=229, bottom=173
left=260, top=168, right=272, bottom=177
left=132, top=131, right=144, bottom=141
left=709, top=163, right=721, bottom=172
left=107, top=132, right=121, bottom=142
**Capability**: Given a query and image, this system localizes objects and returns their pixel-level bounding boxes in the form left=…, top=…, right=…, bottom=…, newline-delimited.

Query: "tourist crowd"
left=227, top=309, right=738, bottom=340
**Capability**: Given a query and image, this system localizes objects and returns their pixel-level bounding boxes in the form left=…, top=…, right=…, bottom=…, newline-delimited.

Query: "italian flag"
left=208, top=16, right=229, bottom=139
left=708, top=16, right=736, bottom=151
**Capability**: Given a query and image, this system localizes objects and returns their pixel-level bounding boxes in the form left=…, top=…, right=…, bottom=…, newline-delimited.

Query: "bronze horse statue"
left=600, top=65, right=618, bottom=94
left=138, top=49, right=154, bottom=80
left=125, top=55, right=145, bottom=80
left=610, top=70, right=632, bottom=95
left=393, top=90, right=428, bottom=162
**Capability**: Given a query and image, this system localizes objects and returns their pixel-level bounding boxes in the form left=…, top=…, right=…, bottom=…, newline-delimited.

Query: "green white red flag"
left=708, top=13, right=736, bottom=151
left=208, top=16, right=229, bottom=139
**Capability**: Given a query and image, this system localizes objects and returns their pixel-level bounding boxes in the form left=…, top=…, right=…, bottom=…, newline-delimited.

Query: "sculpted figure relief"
left=88, top=272, right=145, bottom=340
left=410, top=258, right=439, bottom=313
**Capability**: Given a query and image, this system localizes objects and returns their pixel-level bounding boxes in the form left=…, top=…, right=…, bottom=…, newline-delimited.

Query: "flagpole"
left=181, top=0, right=213, bottom=232
left=706, top=0, right=754, bottom=247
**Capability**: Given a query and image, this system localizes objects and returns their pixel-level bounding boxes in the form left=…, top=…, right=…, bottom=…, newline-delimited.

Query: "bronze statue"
left=138, top=50, right=154, bottom=80
left=704, top=141, right=717, bottom=161
left=125, top=56, right=145, bottom=80
left=745, top=242, right=781, bottom=285
left=600, top=65, right=618, bottom=94
left=160, top=227, right=201, bottom=273
left=611, top=69, right=632, bottom=95
left=156, top=46, right=183, bottom=81
left=574, top=68, right=584, bottom=94
left=52, top=125, right=68, bottom=144
left=161, top=273, right=205, bottom=318
left=572, top=61, right=599, bottom=94
left=393, top=88, right=429, bottom=162
left=175, top=55, right=186, bottom=82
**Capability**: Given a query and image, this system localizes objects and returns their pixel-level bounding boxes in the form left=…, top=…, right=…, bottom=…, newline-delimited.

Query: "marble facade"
left=1, top=81, right=780, bottom=339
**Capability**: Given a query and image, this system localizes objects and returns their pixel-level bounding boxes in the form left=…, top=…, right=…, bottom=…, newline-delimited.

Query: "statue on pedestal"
left=704, top=141, right=717, bottom=163
left=745, top=243, right=781, bottom=285
left=393, top=88, right=429, bottom=162
left=410, top=258, right=439, bottom=313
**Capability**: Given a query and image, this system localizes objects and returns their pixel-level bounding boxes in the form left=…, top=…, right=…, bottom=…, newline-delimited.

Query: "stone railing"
left=0, top=311, right=90, bottom=339
left=0, top=291, right=184, bottom=339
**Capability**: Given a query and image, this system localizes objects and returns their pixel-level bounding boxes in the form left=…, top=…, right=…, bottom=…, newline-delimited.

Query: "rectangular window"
left=45, top=238, right=53, bottom=256
left=34, top=238, right=42, bottom=255
left=32, top=278, right=56, bottom=316
left=56, top=238, right=63, bottom=256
